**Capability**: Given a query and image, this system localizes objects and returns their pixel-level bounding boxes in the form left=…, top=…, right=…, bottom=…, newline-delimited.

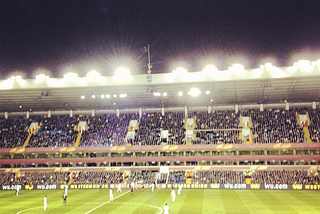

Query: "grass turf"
left=0, top=189, right=319, bottom=214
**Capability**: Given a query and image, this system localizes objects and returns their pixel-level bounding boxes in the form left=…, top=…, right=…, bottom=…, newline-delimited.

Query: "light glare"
left=86, top=70, right=101, bottom=81
left=173, top=67, right=188, bottom=76
left=114, top=67, right=132, bottom=82
left=188, top=88, right=201, bottom=97
left=63, top=72, right=78, bottom=81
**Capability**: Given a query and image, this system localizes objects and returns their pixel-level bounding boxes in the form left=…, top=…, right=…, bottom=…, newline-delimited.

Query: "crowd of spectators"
left=27, top=115, right=83, bottom=148
left=0, top=171, right=69, bottom=186
left=243, top=108, right=305, bottom=143
left=308, top=109, right=320, bottom=142
left=0, top=117, right=33, bottom=148
left=1, top=170, right=319, bottom=186
left=134, top=112, right=185, bottom=146
left=0, top=107, right=319, bottom=148
left=80, top=113, right=139, bottom=147
left=130, top=170, right=157, bottom=184
left=251, top=170, right=319, bottom=185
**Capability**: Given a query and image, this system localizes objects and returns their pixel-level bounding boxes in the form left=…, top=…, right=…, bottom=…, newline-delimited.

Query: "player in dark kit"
left=131, top=186, right=134, bottom=196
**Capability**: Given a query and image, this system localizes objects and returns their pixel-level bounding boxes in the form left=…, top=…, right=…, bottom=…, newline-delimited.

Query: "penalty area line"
left=84, top=190, right=130, bottom=214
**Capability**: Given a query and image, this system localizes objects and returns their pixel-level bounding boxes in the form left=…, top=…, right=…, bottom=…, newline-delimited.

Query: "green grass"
left=0, top=189, right=320, bottom=214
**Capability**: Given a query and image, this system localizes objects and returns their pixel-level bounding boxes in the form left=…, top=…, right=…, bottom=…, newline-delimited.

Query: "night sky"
left=1, top=0, right=320, bottom=78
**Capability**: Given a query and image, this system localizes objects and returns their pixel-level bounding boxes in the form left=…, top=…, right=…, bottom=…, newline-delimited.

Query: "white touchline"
left=84, top=190, right=130, bottom=214
left=17, top=206, right=41, bottom=214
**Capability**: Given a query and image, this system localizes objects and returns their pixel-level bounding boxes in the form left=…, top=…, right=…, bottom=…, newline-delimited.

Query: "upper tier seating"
left=0, top=108, right=318, bottom=148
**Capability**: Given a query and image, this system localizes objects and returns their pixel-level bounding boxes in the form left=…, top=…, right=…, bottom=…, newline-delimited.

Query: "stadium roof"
left=1, top=62, right=320, bottom=113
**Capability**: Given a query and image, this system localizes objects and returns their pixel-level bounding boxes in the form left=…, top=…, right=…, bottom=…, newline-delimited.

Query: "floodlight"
left=188, top=88, right=201, bottom=97
left=35, top=74, right=48, bottom=82
left=120, top=94, right=127, bottom=98
left=206, top=90, right=210, bottom=95
left=213, top=70, right=232, bottom=81
left=163, top=92, right=167, bottom=96
left=294, top=60, right=313, bottom=73
left=203, top=64, right=218, bottom=73
left=86, top=70, right=101, bottom=81
left=173, top=67, right=188, bottom=76
left=311, top=59, right=320, bottom=67
left=63, top=72, right=78, bottom=81
left=106, top=94, right=111, bottom=98
left=178, top=91, right=183, bottom=96
left=15, top=76, right=27, bottom=86
left=229, top=64, right=246, bottom=76
left=263, top=63, right=286, bottom=78
left=250, top=68, right=264, bottom=79
left=114, top=67, right=132, bottom=82
left=81, top=95, right=85, bottom=99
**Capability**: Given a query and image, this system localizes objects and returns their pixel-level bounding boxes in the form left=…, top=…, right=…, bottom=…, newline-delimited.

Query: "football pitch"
left=0, top=189, right=320, bottom=214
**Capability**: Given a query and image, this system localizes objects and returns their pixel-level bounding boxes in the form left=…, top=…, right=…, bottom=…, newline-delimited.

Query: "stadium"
left=1, top=61, right=320, bottom=214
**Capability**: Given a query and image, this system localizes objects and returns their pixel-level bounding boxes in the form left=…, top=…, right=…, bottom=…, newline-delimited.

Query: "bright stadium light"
left=178, top=91, right=183, bottom=96
left=154, top=92, right=161, bottom=96
left=15, top=76, right=27, bottom=86
left=203, top=64, right=218, bottom=74
left=106, top=94, right=111, bottom=98
left=294, top=60, right=313, bottom=73
left=311, top=59, right=320, bottom=67
left=63, top=72, right=78, bottom=82
left=188, top=88, right=201, bottom=97
left=250, top=68, right=264, bottom=79
left=120, top=94, right=127, bottom=98
left=173, top=67, right=188, bottom=76
left=206, top=90, right=210, bottom=95
left=81, top=95, right=85, bottom=99
left=86, top=70, right=101, bottom=81
left=35, top=74, right=50, bottom=83
left=229, top=64, right=246, bottom=76
left=262, top=63, right=286, bottom=78
left=0, top=79, right=14, bottom=90
left=163, top=92, right=167, bottom=96
left=114, top=67, right=132, bottom=82
left=213, top=70, right=232, bottom=81
left=101, top=94, right=105, bottom=99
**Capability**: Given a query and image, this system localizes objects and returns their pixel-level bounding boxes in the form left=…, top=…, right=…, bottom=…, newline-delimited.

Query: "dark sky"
left=1, top=0, right=320, bottom=78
